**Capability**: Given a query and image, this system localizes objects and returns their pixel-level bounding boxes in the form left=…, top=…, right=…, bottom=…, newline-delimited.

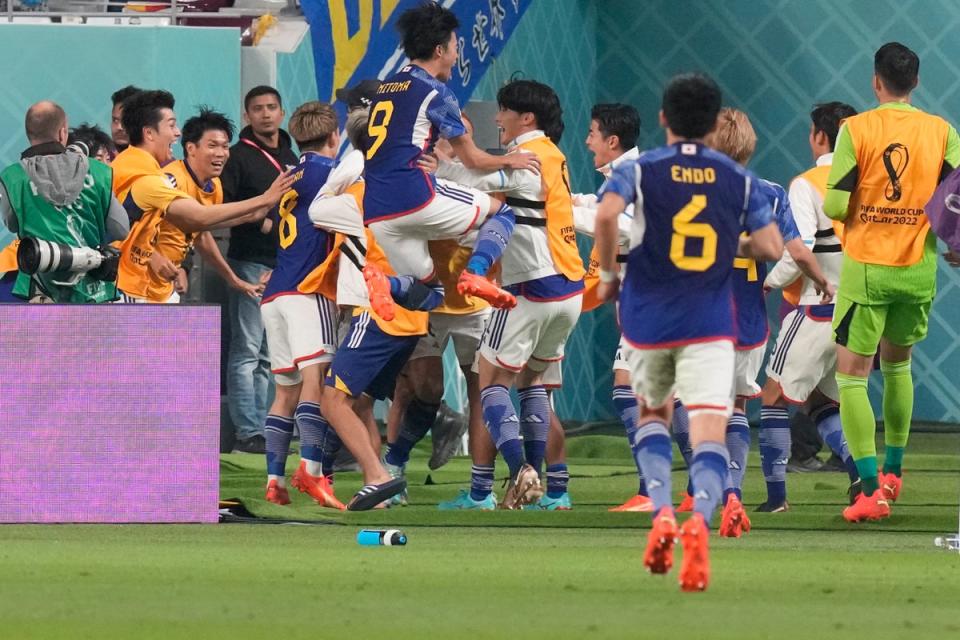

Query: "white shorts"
left=622, top=339, right=735, bottom=417
left=766, top=309, right=839, bottom=403
left=410, top=308, right=491, bottom=366
left=541, top=360, right=563, bottom=389
left=734, top=344, right=765, bottom=399
left=261, top=293, right=338, bottom=386
left=480, top=294, right=582, bottom=373
left=368, top=180, right=492, bottom=280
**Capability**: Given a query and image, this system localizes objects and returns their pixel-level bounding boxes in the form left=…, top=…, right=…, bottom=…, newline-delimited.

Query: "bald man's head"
left=25, top=101, right=68, bottom=145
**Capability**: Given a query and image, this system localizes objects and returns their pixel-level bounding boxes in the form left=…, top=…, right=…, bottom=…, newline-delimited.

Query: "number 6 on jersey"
left=670, top=194, right=718, bottom=271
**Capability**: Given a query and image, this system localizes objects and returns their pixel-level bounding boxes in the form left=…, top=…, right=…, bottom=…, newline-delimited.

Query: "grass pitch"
left=1, top=432, right=959, bottom=639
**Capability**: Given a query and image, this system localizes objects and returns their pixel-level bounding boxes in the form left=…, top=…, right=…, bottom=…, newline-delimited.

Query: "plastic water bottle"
left=932, top=534, right=960, bottom=551
left=357, top=529, right=407, bottom=546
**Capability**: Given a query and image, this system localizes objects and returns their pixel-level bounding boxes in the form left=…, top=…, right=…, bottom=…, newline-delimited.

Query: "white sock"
left=304, top=459, right=323, bottom=476
left=268, top=474, right=285, bottom=488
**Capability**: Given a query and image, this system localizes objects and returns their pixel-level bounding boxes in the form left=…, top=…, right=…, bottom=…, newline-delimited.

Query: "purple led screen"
left=0, top=305, right=220, bottom=523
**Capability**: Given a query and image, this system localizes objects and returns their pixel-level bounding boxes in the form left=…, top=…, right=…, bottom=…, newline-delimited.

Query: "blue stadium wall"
left=484, top=0, right=960, bottom=423
left=0, top=3, right=956, bottom=423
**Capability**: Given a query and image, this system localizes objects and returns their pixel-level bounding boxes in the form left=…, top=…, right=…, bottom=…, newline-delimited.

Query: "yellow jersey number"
left=278, top=189, right=298, bottom=249
left=366, top=101, right=395, bottom=159
left=669, top=195, right=717, bottom=271
left=733, top=232, right=758, bottom=281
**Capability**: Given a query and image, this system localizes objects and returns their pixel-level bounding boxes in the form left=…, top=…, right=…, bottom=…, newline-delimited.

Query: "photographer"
left=0, top=101, right=129, bottom=303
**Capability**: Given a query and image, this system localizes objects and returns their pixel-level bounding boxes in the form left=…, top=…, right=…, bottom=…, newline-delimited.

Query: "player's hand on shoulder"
left=503, top=150, right=541, bottom=174
left=263, top=169, right=296, bottom=205
left=260, top=216, right=274, bottom=234
left=945, top=249, right=960, bottom=267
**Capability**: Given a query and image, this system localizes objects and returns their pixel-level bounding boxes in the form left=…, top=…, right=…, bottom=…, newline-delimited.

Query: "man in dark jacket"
left=220, top=86, right=298, bottom=453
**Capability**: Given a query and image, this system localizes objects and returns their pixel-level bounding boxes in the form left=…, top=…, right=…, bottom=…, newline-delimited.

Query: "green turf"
left=2, top=432, right=959, bottom=639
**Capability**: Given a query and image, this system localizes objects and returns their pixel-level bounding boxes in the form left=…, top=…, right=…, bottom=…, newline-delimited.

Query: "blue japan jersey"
left=363, top=64, right=467, bottom=224
left=732, top=178, right=799, bottom=348
left=599, top=142, right=774, bottom=348
left=262, top=154, right=336, bottom=302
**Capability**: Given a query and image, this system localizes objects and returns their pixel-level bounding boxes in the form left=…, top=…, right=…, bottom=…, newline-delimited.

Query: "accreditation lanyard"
left=241, top=138, right=283, bottom=173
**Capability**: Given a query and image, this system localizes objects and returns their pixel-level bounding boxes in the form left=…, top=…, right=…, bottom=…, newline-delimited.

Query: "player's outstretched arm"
left=740, top=222, right=784, bottom=262
left=194, top=231, right=262, bottom=298
left=447, top=133, right=540, bottom=173
left=166, top=170, right=295, bottom=234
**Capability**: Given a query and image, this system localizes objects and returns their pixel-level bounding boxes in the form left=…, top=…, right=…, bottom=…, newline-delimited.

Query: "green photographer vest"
left=0, top=159, right=116, bottom=302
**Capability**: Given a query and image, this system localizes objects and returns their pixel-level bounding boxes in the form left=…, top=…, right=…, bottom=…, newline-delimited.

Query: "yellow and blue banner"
left=303, top=0, right=531, bottom=114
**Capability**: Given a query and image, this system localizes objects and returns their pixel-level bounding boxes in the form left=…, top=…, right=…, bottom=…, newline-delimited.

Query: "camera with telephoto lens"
left=16, top=237, right=121, bottom=283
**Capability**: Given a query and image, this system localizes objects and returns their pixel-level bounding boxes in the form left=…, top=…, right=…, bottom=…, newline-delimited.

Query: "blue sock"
left=320, top=424, right=342, bottom=481
left=690, top=442, right=730, bottom=527
left=759, top=405, right=791, bottom=505
left=672, top=398, right=694, bottom=496
left=389, top=276, right=445, bottom=311
left=466, top=203, right=515, bottom=276
left=470, top=464, right=495, bottom=501
left=481, top=384, right=524, bottom=477
left=385, top=398, right=440, bottom=467
left=612, top=384, right=647, bottom=496
left=519, top=386, right=549, bottom=473
left=295, top=401, right=326, bottom=465
left=264, top=414, right=294, bottom=477
left=725, top=412, right=751, bottom=500
left=812, top=403, right=859, bottom=483
left=546, top=463, right=569, bottom=498
left=630, top=422, right=674, bottom=512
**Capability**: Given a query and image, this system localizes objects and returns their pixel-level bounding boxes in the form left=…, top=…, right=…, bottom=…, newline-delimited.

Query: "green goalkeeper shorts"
left=832, top=293, right=931, bottom=356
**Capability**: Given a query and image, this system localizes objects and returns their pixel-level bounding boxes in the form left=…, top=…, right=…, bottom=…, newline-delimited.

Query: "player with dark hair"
left=111, top=84, right=141, bottom=152
left=761, top=101, right=861, bottom=509
left=572, top=102, right=649, bottom=511
left=362, top=1, right=539, bottom=319
left=824, top=42, right=960, bottom=522
left=593, top=73, right=782, bottom=591
left=68, top=123, right=116, bottom=164
left=116, top=108, right=254, bottom=304
left=432, top=78, right=584, bottom=509
left=112, top=92, right=293, bottom=303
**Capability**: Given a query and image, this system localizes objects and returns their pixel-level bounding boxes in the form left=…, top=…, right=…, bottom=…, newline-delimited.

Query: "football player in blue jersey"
left=259, top=101, right=412, bottom=511
left=363, top=2, right=539, bottom=313
left=593, top=74, right=783, bottom=592
left=705, top=107, right=838, bottom=534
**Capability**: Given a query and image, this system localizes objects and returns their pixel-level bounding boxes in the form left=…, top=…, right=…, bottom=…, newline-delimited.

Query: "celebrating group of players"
left=95, top=1, right=960, bottom=592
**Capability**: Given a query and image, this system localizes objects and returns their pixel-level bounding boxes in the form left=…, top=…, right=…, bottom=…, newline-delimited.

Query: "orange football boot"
left=643, top=507, right=678, bottom=574
left=879, top=472, right=902, bottom=502
left=718, top=494, right=751, bottom=538
left=678, top=512, right=711, bottom=592
left=291, top=461, right=346, bottom=510
left=676, top=491, right=695, bottom=512
left=363, top=263, right=395, bottom=321
left=457, top=271, right=516, bottom=309
left=265, top=479, right=291, bottom=505
left=843, top=490, right=891, bottom=523
left=609, top=494, right=655, bottom=512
